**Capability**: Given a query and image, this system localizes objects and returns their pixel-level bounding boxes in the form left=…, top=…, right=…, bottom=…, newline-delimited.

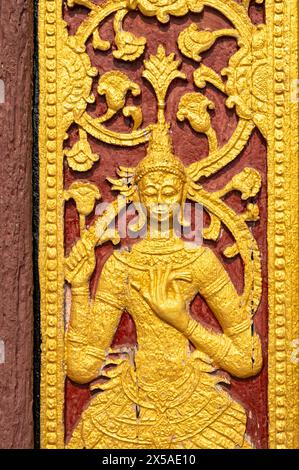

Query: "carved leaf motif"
left=135, top=0, right=204, bottom=24
left=178, top=24, right=238, bottom=62
left=142, top=46, right=186, bottom=104
left=61, top=34, right=98, bottom=130
left=194, top=65, right=226, bottom=94
left=64, top=129, right=99, bottom=172
left=177, top=92, right=218, bottom=152
left=64, top=181, right=101, bottom=216
left=123, top=106, right=143, bottom=130
left=222, top=25, right=268, bottom=137
left=229, top=168, right=262, bottom=200
left=97, top=71, right=141, bottom=122
left=178, top=24, right=218, bottom=62
left=113, top=31, right=146, bottom=61
left=92, top=29, right=110, bottom=52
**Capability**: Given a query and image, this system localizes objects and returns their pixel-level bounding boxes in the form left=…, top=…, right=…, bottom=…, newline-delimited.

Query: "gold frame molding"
left=38, top=0, right=299, bottom=448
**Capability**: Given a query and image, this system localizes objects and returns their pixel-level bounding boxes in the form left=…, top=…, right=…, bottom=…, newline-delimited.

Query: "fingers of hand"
left=160, top=266, right=171, bottom=303
left=65, top=236, right=95, bottom=268
left=131, top=281, right=152, bottom=307
left=156, top=268, right=164, bottom=303
left=169, top=271, right=192, bottom=283
left=170, top=279, right=181, bottom=297
left=130, top=281, right=141, bottom=292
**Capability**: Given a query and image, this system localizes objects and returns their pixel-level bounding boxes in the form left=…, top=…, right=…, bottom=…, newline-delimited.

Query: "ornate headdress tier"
left=134, top=122, right=187, bottom=183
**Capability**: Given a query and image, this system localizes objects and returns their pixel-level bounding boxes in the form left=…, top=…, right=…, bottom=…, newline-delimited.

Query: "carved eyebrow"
left=161, top=184, right=177, bottom=191
left=143, top=185, right=158, bottom=194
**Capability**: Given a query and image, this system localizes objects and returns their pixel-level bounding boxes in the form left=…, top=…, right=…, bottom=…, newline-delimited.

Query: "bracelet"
left=225, top=318, right=252, bottom=337
left=67, top=327, right=87, bottom=346
left=213, top=337, right=233, bottom=364
left=72, top=285, right=89, bottom=297
left=184, top=319, right=199, bottom=338
left=86, top=345, right=105, bottom=361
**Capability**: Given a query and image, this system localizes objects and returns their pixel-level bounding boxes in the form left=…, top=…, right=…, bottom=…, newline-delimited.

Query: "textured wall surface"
left=0, top=0, right=34, bottom=449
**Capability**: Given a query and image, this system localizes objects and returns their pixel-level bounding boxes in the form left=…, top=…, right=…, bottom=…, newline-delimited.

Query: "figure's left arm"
left=187, top=249, right=263, bottom=378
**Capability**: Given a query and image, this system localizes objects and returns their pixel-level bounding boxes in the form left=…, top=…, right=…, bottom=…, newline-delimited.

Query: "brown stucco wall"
left=0, top=0, right=34, bottom=449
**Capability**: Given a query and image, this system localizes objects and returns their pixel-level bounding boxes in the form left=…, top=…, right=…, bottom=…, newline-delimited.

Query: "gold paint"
left=64, top=181, right=101, bottom=235
left=266, top=0, right=299, bottom=450
left=113, top=10, right=147, bottom=61
left=64, top=129, right=99, bottom=172
left=178, top=24, right=239, bottom=62
left=39, top=0, right=299, bottom=449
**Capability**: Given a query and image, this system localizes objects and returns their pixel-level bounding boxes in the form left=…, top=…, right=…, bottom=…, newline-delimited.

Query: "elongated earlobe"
left=178, top=184, right=191, bottom=227
left=128, top=202, right=147, bottom=233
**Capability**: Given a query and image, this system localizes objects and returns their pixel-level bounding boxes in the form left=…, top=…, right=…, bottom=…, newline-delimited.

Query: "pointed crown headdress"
left=134, top=122, right=186, bottom=183
left=108, top=46, right=188, bottom=197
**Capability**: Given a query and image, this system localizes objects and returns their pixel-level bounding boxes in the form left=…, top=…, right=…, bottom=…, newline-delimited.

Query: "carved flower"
left=134, top=0, right=203, bottom=24
left=64, top=129, right=99, bottom=172
left=177, top=92, right=217, bottom=152
left=230, top=168, right=262, bottom=200
left=178, top=24, right=219, bottom=62
left=97, top=71, right=141, bottom=114
left=177, top=92, right=214, bottom=134
left=65, top=181, right=101, bottom=216
left=65, top=181, right=101, bottom=234
left=113, top=31, right=146, bottom=61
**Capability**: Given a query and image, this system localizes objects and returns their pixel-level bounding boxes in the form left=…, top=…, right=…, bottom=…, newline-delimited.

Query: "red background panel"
left=63, top=1, right=268, bottom=448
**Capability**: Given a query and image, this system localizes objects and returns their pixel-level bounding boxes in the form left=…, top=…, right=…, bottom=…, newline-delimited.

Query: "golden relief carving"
left=38, top=0, right=299, bottom=449
left=63, top=38, right=263, bottom=447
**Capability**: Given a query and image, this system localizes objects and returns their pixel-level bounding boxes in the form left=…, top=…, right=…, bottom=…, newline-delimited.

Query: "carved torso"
left=67, top=239, right=249, bottom=449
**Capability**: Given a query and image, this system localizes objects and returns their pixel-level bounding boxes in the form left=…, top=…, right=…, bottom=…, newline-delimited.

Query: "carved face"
left=138, top=171, right=184, bottom=223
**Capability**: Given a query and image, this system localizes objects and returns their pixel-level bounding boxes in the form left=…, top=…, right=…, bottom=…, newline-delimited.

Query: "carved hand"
left=65, top=230, right=97, bottom=287
left=131, top=267, right=192, bottom=333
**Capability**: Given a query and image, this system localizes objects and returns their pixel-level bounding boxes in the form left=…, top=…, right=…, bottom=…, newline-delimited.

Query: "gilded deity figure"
left=65, top=122, right=263, bottom=449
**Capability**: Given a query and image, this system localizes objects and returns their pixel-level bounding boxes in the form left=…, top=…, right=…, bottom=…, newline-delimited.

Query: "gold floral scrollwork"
left=222, top=25, right=269, bottom=138
left=202, top=167, right=262, bottom=255
left=135, top=0, right=204, bottom=24
left=39, top=0, right=299, bottom=450
left=64, top=181, right=101, bottom=234
left=61, top=32, right=98, bottom=132
left=177, top=92, right=217, bottom=152
left=64, top=129, right=99, bottom=172
left=142, top=45, right=186, bottom=122
left=97, top=71, right=142, bottom=124
left=178, top=24, right=239, bottom=62
left=113, top=10, right=146, bottom=61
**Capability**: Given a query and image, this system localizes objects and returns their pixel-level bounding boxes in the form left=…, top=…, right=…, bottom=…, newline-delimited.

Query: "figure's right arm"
left=65, top=230, right=125, bottom=384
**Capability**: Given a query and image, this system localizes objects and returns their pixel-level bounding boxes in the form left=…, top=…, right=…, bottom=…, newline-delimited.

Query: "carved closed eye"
left=143, top=186, right=158, bottom=196
left=161, top=186, right=177, bottom=196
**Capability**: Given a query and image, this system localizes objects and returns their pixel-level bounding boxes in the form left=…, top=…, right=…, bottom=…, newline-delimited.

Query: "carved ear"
left=128, top=202, right=147, bottom=234
left=178, top=183, right=191, bottom=228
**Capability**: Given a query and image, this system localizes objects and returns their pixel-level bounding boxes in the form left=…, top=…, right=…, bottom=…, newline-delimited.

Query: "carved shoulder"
left=191, top=247, right=233, bottom=299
